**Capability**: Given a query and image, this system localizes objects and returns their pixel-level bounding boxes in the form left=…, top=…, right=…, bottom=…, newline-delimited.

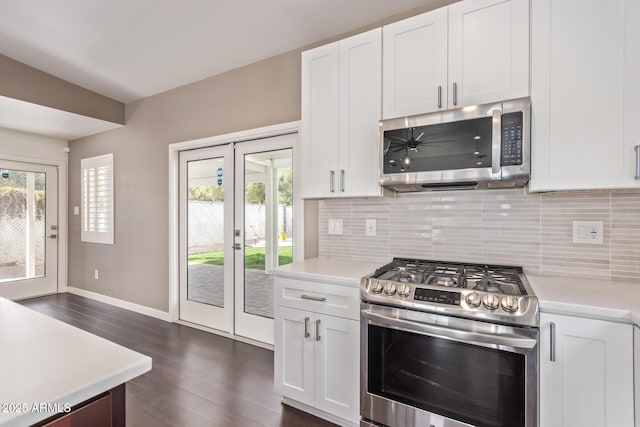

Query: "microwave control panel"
left=501, top=112, right=523, bottom=166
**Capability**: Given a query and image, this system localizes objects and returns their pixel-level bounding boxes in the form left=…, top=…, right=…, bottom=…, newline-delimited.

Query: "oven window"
left=383, top=117, right=493, bottom=174
left=368, top=325, right=525, bottom=427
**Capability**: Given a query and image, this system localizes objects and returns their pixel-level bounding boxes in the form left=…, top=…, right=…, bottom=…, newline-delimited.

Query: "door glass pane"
left=243, top=148, right=293, bottom=319
left=186, top=158, right=225, bottom=307
left=0, top=169, right=46, bottom=282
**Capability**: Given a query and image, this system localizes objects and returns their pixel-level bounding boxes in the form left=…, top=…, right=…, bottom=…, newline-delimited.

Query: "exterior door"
left=0, top=160, right=58, bottom=300
left=179, top=134, right=295, bottom=344
left=234, top=134, right=295, bottom=344
left=179, top=145, right=234, bottom=332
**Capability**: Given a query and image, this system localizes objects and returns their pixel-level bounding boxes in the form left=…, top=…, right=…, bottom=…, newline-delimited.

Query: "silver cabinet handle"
left=316, top=319, right=321, bottom=341
left=437, top=85, right=442, bottom=108
left=340, top=169, right=345, bottom=192
left=304, top=316, right=310, bottom=338
left=453, top=82, right=458, bottom=106
left=549, top=322, right=556, bottom=362
left=301, top=294, right=327, bottom=302
left=635, top=145, right=640, bottom=180
left=48, top=234, right=58, bottom=239
left=330, top=170, right=335, bottom=193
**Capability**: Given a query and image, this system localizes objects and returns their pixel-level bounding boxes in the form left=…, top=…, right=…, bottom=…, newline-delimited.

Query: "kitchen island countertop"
left=0, top=297, right=151, bottom=427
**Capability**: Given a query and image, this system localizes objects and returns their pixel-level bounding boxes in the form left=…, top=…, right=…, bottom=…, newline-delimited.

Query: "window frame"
left=81, top=153, right=114, bottom=245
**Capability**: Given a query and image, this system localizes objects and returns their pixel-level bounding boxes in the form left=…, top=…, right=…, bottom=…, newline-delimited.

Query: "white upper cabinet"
left=301, top=42, right=340, bottom=198
left=382, top=0, right=529, bottom=120
left=382, top=8, right=448, bottom=119
left=301, top=28, right=382, bottom=199
left=530, top=0, right=640, bottom=191
left=448, top=0, right=530, bottom=108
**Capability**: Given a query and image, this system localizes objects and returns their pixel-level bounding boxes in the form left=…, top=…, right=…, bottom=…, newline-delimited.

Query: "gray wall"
left=68, top=51, right=301, bottom=311
left=67, top=0, right=457, bottom=312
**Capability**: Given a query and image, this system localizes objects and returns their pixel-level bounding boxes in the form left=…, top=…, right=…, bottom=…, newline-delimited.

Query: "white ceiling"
left=0, top=0, right=441, bottom=104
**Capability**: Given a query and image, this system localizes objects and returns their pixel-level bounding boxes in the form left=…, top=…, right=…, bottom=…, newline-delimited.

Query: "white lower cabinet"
left=274, top=278, right=360, bottom=425
left=540, top=313, right=634, bottom=427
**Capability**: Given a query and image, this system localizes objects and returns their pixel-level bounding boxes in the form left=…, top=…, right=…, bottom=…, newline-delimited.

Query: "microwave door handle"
left=362, top=309, right=537, bottom=350
left=491, top=109, right=502, bottom=174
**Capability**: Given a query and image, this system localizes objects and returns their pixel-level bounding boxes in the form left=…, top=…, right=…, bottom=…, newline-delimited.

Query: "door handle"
left=340, top=170, right=345, bottom=192
left=304, top=317, right=310, bottom=338
left=635, top=145, right=640, bottom=180
left=437, top=85, right=442, bottom=108
left=232, top=243, right=242, bottom=250
left=316, top=319, right=321, bottom=341
left=549, top=322, right=556, bottom=362
left=453, top=82, right=458, bottom=106
left=330, top=170, right=335, bottom=193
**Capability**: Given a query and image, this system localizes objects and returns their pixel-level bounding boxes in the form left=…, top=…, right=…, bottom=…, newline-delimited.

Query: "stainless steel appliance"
left=380, top=98, right=530, bottom=192
left=360, top=258, right=539, bottom=427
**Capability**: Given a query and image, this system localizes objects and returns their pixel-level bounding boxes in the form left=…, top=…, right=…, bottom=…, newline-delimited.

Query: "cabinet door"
left=314, top=315, right=360, bottom=423
left=274, top=306, right=315, bottom=407
left=540, top=313, right=634, bottom=427
left=382, top=7, right=447, bottom=119
left=448, top=0, right=529, bottom=108
left=530, top=0, right=640, bottom=191
left=301, top=42, right=340, bottom=198
left=339, top=28, right=383, bottom=198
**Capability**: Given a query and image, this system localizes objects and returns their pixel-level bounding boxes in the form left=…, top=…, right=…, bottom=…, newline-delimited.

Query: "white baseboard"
left=66, top=287, right=172, bottom=322
left=176, top=320, right=274, bottom=351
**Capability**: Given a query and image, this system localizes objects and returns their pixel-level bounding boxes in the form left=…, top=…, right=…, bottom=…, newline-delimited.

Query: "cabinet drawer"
left=275, top=277, right=360, bottom=320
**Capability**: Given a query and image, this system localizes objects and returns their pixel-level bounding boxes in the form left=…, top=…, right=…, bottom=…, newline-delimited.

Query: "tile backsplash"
left=318, top=188, right=640, bottom=281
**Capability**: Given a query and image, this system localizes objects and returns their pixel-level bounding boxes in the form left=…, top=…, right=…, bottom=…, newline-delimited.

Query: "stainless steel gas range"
left=360, top=258, right=539, bottom=427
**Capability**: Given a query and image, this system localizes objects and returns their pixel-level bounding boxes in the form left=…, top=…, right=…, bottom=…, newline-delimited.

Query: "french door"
left=0, top=160, right=58, bottom=300
left=179, top=134, right=295, bottom=344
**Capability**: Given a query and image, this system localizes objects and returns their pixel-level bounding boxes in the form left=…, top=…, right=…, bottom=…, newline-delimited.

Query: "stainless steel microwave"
left=379, top=98, right=531, bottom=192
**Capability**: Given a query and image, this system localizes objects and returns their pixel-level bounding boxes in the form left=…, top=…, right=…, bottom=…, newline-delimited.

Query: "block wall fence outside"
left=318, top=188, right=640, bottom=281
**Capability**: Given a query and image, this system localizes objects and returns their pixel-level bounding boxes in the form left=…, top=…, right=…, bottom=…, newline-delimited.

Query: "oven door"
left=361, top=303, right=538, bottom=427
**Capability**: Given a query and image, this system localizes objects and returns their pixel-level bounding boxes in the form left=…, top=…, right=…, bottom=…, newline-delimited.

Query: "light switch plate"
left=328, top=219, right=343, bottom=235
left=365, top=219, right=376, bottom=236
left=74, top=206, right=80, bottom=215
left=572, top=221, right=604, bottom=244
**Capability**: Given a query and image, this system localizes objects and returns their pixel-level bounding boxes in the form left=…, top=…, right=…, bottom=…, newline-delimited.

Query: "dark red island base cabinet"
left=34, top=384, right=125, bottom=427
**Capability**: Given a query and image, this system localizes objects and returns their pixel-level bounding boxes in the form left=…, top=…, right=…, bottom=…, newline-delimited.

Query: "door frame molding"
left=167, top=121, right=302, bottom=323
left=0, top=154, right=67, bottom=296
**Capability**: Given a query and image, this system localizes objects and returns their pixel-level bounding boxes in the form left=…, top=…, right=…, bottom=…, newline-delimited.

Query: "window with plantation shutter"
left=81, top=153, right=114, bottom=244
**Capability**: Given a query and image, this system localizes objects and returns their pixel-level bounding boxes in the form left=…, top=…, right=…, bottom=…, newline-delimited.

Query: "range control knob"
left=397, top=284, right=411, bottom=298
left=370, top=280, right=383, bottom=294
left=501, top=295, right=519, bottom=313
left=465, top=291, right=482, bottom=307
left=383, top=283, right=397, bottom=296
left=482, top=294, right=500, bottom=310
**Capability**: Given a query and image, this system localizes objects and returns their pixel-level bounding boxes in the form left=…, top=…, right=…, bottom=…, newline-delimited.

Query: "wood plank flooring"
left=20, top=294, right=336, bottom=427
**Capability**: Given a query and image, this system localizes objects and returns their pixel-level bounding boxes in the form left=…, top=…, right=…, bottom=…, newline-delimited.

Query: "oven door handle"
left=362, top=310, right=537, bottom=350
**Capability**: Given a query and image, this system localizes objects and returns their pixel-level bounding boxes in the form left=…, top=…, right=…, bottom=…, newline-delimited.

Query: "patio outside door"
left=0, top=160, right=58, bottom=300
left=179, top=134, right=295, bottom=344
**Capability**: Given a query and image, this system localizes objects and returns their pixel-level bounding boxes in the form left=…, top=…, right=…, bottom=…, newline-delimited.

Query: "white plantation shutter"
left=81, top=153, right=114, bottom=244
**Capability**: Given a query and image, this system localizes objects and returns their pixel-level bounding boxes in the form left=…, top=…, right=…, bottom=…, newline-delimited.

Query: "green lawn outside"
left=188, top=246, right=293, bottom=270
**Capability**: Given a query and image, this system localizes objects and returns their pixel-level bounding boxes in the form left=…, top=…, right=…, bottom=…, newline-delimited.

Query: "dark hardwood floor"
left=20, top=294, right=336, bottom=427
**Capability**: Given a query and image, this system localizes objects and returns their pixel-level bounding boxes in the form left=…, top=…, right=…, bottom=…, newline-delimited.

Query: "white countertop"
left=269, top=257, right=381, bottom=286
left=527, top=274, right=640, bottom=326
left=0, top=297, right=152, bottom=427
left=272, top=258, right=640, bottom=327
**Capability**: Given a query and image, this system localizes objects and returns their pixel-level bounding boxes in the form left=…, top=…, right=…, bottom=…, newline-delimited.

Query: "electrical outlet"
left=366, top=219, right=377, bottom=236
left=572, top=221, right=604, bottom=245
left=94, top=269, right=99, bottom=280
left=328, top=219, right=343, bottom=235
